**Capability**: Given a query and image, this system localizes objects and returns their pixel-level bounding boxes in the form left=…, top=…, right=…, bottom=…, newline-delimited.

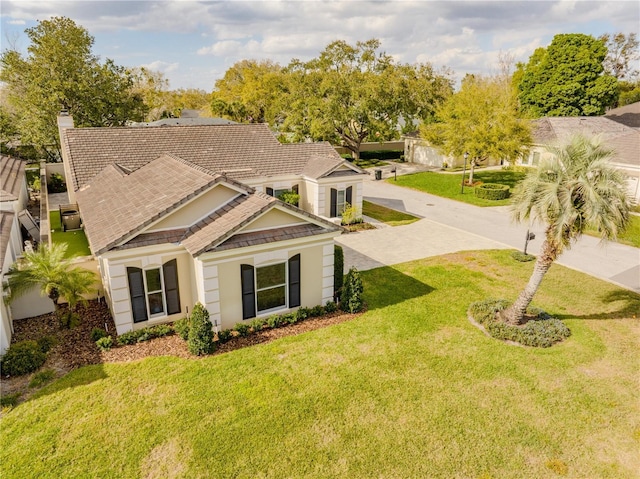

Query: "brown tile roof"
left=61, top=123, right=350, bottom=190
left=0, top=155, right=26, bottom=202
left=214, top=224, right=330, bottom=251
left=76, top=153, right=237, bottom=255
left=532, top=117, right=640, bottom=167
left=0, top=211, right=15, bottom=271
left=605, top=102, right=640, bottom=128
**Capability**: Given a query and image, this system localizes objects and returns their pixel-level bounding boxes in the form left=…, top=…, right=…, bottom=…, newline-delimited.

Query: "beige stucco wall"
left=8, top=284, right=56, bottom=320
left=102, top=247, right=193, bottom=334
left=405, top=137, right=453, bottom=167
left=150, top=185, right=239, bottom=231
left=202, top=238, right=335, bottom=330
left=320, top=180, right=363, bottom=218
left=243, top=208, right=306, bottom=232
left=300, top=181, right=318, bottom=215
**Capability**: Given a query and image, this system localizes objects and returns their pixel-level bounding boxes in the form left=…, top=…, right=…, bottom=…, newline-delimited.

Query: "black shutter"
left=292, top=184, right=299, bottom=193
left=266, top=187, right=274, bottom=196
left=241, top=264, right=256, bottom=319
left=288, top=254, right=301, bottom=308
left=330, top=188, right=337, bottom=217
left=127, top=267, right=148, bottom=323
left=163, top=259, right=181, bottom=315
left=346, top=186, right=353, bottom=205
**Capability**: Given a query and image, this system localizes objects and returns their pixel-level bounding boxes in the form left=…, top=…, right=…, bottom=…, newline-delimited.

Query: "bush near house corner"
left=474, top=183, right=510, bottom=200
left=187, top=303, right=214, bottom=355
left=0, top=341, right=47, bottom=376
left=341, top=267, right=364, bottom=313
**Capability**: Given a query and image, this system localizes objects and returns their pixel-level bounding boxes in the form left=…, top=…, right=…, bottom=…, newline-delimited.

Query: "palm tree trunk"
left=500, top=236, right=559, bottom=325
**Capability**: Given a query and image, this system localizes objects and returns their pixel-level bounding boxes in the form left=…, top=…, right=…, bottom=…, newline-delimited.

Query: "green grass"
left=391, top=169, right=527, bottom=206
left=353, top=158, right=388, bottom=169
left=362, top=200, right=420, bottom=226
left=49, top=211, right=90, bottom=258
left=585, top=214, right=640, bottom=248
left=1, top=250, right=639, bottom=478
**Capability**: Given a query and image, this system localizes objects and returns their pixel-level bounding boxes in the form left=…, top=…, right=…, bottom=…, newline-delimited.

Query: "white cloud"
left=7, top=19, right=26, bottom=25
left=141, top=60, right=179, bottom=74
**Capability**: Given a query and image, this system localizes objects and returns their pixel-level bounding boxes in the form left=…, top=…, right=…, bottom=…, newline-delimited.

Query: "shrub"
left=116, top=331, right=140, bottom=345
left=511, top=251, right=535, bottom=262
left=47, top=172, right=66, bottom=193
left=324, top=301, right=338, bottom=313
left=296, top=307, right=311, bottom=321
left=90, top=328, right=108, bottom=342
left=266, top=314, right=284, bottom=328
left=148, top=324, right=173, bottom=338
left=234, top=323, right=250, bottom=337
left=282, top=312, right=298, bottom=325
left=59, top=311, right=80, bottom=329
left=334, top=245, right=344, bottom=300
left=248, top=318, right=266, bottom=332
left=309, top=305, right=325, bottom=317
left=0, top=341, right=47, bottom=376
left=217, top=329, right=233, bottom=343
left=96, top=336, right=113, bottom=351
left=469, top=299, right=571, bottom=348
left=474, top=183, right=510, bottom=200
left=174, top=317, right=190, bottom=340
left=187, top=303, right=214, bottom=355
left=341, top=267, right=364, bottom=313
left=36, top=335, right=57, bottom=353
left=340, top=203, right=360, bottom=226
left=29, top=369, right=56, bottom=388
left=277, top=190, right=300, bottom=206
left=0, top=392, right=20, bottom=408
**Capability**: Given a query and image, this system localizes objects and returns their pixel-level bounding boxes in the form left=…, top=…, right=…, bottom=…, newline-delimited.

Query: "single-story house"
left=519, top=115, right=640, bottom=204
left=403, top=132, right=503, bottom=169
left=57, top=116, right=366, bottom=334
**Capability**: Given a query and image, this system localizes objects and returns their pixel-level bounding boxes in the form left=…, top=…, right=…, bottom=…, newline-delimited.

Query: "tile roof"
left=605, top=102, right=640, bottom=128
left=76, top=153, right=235, bottom=255
left=532, top=116, right=640, bottom=167
left=0, top=155, right=26, bottom=202
left=61, top=123, right=349, bottom=190
left=213, top=224, right=330, bottom=251
left=0, top=211, right=15, bottom=271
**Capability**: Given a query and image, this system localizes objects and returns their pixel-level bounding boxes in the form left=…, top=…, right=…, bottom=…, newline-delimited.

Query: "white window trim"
left=255, top=261, right=288, bottom=316
left=143, top=266, right=167, bottom=319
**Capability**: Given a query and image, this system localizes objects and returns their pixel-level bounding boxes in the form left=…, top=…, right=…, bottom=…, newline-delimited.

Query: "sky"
left=1, top=1, right=638, bottom=91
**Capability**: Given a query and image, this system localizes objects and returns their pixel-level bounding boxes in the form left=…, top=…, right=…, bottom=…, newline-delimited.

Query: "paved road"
left=336, top=166, right=640, bottom=293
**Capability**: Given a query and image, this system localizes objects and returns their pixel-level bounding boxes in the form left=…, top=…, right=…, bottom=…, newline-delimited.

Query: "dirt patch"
left=1, top=300, right=362, bottom=402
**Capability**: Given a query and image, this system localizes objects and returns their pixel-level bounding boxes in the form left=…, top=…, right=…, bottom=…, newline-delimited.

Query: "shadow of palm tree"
left=362, top=266, right=434, bottom=310
left=555, top=289, right=640, bottom=320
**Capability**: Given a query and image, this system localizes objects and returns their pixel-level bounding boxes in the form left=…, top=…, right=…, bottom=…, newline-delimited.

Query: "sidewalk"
left=337, top=170, right=640, bottom=293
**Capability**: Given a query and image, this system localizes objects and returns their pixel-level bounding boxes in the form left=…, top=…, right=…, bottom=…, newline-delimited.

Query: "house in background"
left=403, top=132, right=504, bottom=169
left=57, top=116, right=363, bottom=334
left=520, top=115, right=640, bottom=204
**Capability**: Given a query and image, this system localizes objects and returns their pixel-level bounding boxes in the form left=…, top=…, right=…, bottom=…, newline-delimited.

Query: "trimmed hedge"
left=341, top=267, right=364, bottom=313
left=187, top=303, right=214, bottom=355
left=117, top=324, right=174, bottom=346
left=469, top=299, right=571, bottom=348
left=474, top=183, right=510, bottom=200
left=511, top=251, right=535, bottom=262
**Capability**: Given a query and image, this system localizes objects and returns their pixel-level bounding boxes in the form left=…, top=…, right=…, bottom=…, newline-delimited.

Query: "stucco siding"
left=243, top=208, right=306, bottom=232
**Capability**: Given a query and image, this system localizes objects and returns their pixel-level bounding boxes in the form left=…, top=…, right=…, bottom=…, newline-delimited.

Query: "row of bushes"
left=469, top=299, right=571, bottom=348
left=93, top=324, right=174, bottom=351
left=474, top=183, right=510, bottom=200
left=0, top=336, right=57, bottom=377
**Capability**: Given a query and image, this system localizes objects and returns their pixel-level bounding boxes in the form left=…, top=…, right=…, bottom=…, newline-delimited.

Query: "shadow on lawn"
left=555, top=289, right=640, bottom=320
left=362, top=266, right=434, bottom=310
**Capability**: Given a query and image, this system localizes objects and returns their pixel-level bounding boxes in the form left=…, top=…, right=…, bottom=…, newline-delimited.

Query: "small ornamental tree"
left=341, top=266, right=364, bottom=313
left=187, top=303, right=214, bottom=355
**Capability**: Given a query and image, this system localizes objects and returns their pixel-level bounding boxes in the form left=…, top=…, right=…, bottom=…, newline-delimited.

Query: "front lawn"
left=49, top=211, right=90, bottom=258
left=1, top=250, right=638, bottom=478
left=362, top=200, right=420, bottom=226
left=586, top=214, right=640, bottom=248
left=392, top=169, right=527, bottom=206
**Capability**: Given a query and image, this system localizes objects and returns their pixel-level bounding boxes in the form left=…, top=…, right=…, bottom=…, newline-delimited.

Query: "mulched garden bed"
left=1, top=300, right=362, bottom=400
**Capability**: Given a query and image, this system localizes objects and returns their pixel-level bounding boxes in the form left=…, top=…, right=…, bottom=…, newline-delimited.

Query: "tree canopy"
left=599, top=32, right=639, bottom=80
left=0, top=17, right=147, bottom=159
left=421, top=74, right=531, bottom=183
left=211, top=39, right=453, bottom=158
left=515, top=33, right=618, bottom=117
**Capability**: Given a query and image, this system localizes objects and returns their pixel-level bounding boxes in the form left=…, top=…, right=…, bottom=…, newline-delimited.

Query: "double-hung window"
left=241, top=254, right=301, bottom=320
left=330, top=186, right=353, bottom=217
left=127, top=259, right=181, bottom=323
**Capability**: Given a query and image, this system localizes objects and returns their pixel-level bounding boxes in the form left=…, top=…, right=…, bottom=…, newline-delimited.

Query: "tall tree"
left=421, top=74, right=531, bottom=184
left=599, top=32, right=639, bottom=80
left=516, top=33, right=618, bottom=117
left=501, top=135, right=630, bottom=325
left=0, top=17, right=147, bottom=159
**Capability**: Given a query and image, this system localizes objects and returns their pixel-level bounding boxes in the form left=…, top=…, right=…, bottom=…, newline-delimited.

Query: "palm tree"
left=6, top=243, right=96, bottom=315
left=500, top=134, right=630, bottom=325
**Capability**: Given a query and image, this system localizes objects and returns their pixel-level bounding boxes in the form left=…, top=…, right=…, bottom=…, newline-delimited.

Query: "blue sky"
left=1, top=1, right=638, bottom=91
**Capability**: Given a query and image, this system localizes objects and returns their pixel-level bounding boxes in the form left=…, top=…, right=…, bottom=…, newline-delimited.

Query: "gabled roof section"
left=76, top=153, right=241, bottom=255
left=605, top=102, right=640, bottom=129
left=0, top=155, right=26, bottom=202
left=61, top=123, right=353, bottom=189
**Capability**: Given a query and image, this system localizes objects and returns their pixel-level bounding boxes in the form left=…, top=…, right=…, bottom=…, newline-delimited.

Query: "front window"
left=531, top=151, right=540, bottom=166
left=256, top=263, right=287, bottom=313
left=144, top=268, right=165, bottom=316
left=336, top=190, right=346, bottom=216
left=127, top=259, right=181, bottom=323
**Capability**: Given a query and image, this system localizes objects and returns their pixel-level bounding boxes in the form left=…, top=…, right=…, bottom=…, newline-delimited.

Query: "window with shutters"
left=127, top=259, right=181, bottom=323
left=241, top=254, right=300, bottom=320
left=330, top=186, right=353, bottom=217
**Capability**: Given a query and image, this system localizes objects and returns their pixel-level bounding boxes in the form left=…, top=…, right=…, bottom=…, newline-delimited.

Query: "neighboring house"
left=0, top=156, right=28, bottom=353
left=605, top=101, right=640, bottom=129
left=403, top=132, right=504, bottom=169
left=520, top=116, right=640, bottom=204
left=58, top=116, right=364, bottom=334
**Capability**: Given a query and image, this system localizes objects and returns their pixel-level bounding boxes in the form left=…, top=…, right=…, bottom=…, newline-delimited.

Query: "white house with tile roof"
left=58, top=116, right=363, bottom=333
left=518, top=116, right=640, bottom=204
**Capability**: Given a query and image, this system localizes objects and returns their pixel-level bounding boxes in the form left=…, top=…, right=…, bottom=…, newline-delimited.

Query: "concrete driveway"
left=336, top=166, right=640, bottom=293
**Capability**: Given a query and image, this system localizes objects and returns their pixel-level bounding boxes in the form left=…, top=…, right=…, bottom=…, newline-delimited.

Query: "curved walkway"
left=337, top=168, right=640, bottom=293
